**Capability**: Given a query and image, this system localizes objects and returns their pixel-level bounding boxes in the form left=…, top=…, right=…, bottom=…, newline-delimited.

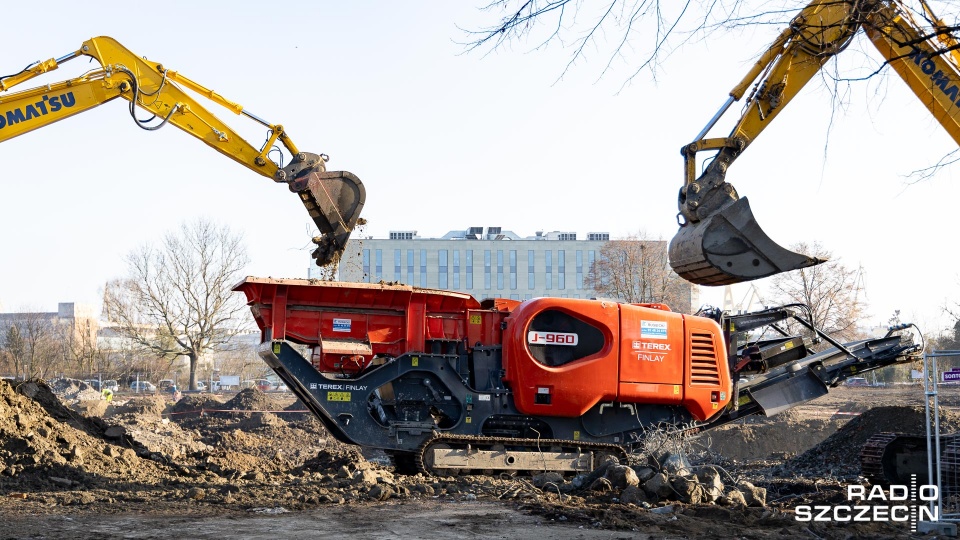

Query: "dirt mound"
left=169, top=393, right=225, bottom=420
left=11, top=380, right=110, bottom=439
left=785, top=405, right=960, bottom=476
left=47, top=378, right=101, bottom=403
left=283, top=398, right=312, bottom=421
left=218, top=388, right=279, bottom=414
left=703, top=409, right=845, bottom=461
left=0, top=380, right=171, bottom=493
left=112, top=394, right=167, bottom=418
left=0, top=381, right=925, bottom=540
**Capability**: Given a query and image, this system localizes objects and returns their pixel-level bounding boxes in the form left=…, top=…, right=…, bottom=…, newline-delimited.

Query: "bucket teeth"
left=669, top=197, right=824, bottom=285
left=294, top=170, right=366, bottom=266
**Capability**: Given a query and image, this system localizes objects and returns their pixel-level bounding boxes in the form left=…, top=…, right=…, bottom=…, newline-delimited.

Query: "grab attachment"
left=280, top=152, right=366, bottom=267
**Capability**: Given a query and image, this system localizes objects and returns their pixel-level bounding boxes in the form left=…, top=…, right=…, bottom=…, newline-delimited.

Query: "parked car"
left=241, top=379, right=273, bottom=392
left=130, top=381, right=157, bottom=392
left=84, top=379, right=102, bottom=391
left=158, top=379, right=176, bottom=391
left=102, top=380, right=120, bottom=393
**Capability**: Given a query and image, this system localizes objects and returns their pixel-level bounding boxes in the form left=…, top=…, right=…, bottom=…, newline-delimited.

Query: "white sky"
left=2, top=1, right=958, bottom=336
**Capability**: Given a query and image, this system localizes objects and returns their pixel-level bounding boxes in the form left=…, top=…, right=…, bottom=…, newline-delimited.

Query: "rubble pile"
left=169, top=393, right=225, bottom=419
left=0, top=379, right=929, bottom=538
left=529, top=454, right=769, bottom=509
left=47, top=378, right=102, bottom=404
left=784, top=405, right=960, bottom=477
left=0, top=379, right=770, bottom=513
left=0, top=380, right=171, bottom=497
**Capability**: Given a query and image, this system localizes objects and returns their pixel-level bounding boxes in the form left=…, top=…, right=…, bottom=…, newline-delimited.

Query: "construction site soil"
left=1, top=379, right=955, bottom=539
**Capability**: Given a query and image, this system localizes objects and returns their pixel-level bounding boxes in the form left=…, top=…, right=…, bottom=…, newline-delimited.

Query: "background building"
left=0, top=303, right=99, bottom=346
left=318, top=226, right=698, bottom=313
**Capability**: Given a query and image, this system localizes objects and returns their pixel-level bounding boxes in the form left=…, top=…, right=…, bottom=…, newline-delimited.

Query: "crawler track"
left=860, top=432, right=898, bottom=485
left=415, top=434, right=629, bottom=476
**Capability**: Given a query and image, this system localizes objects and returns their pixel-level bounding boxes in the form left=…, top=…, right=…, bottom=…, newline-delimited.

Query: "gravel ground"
left=0, top=379, right=946, bottom=539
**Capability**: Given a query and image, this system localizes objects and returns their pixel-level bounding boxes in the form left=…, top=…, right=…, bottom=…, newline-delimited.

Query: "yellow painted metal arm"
left=0, top=36, right=304, bottom=181
left=0, top=73, right=126, bottom=141
left=864, top=2, right=960, bottom=146
left=681, top=0, right=859, bottom=189
left=669, top=0, right=960, bottom=286
left=0, top=36, right=365, bottom=268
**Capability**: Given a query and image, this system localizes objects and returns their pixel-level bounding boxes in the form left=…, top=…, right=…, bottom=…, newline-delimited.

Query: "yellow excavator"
left=670, top=0, right=960, bottom=285
left=0, top=36, right=365, bottom=266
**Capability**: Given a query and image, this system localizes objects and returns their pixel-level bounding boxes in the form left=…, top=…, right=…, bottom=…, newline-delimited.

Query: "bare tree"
left=0, top=324, right=25, bottom=378
left=0, top=312, right=61, bottom=379
left=463, top=0, right=729, bottom=84
left=102, top=219, right=251, bottom=391
left=586, top=231, right=693, bottom=312
left=766, top=241, right=867, bottom=342
left=54, top=316, right=102, bottom=379
left=463, top=2, right=960, bottom=83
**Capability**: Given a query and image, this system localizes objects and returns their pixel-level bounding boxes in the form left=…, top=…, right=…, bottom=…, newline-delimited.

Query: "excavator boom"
left=0, top=36, right=364, bottom=266
left=670, top=0, right=960, bottom=285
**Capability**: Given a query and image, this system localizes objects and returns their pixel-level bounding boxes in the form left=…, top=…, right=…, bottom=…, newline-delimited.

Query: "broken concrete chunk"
left=619, top=485, right=650, bottom=506
left=738, top=481, right=767, bottom=507
left=643, top=472, right=673, bottom=499
left=604, top=463, right=639, bottom=489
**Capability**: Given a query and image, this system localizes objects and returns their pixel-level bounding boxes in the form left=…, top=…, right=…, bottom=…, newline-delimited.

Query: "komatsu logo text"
left=0, top=92, right=77, bottom=130
left=905, top=46, right=960, bottom=106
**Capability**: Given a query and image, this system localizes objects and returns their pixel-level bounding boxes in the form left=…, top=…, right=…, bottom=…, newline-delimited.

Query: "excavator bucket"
left=291, top=169, right=366, bottom=267
left=668, top=197, right=824, bottom=285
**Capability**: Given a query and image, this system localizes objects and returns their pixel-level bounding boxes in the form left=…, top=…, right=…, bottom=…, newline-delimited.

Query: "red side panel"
left=681, top=315, right=730, bottom=421
left=232, top=278, right=497, bottom=374
left=617, top=304, right=686, bottom=405
left=502, top=298, right=620, bottom=417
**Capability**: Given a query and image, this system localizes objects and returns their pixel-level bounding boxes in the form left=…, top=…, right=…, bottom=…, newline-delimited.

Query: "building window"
left=576, top=250, right=583, bottom=290
left=375, top=249, right=383, bottom=282
left=509, top=250, right=517, bottom=290
left=453, top=250, right=460, bottom=289
left=394, top=249, right=401, bottom=281
left=439, top=249, right=449, bottom=289
left=558, top=249, right=566, bottom=290
left=527, top=250, right=535, bottom=290
left=587, top=250, right=595, bottom=291
left=497, top=250, right=504, bottom=290
left=407, top=250, right=414, bottom=284
left=484, top=250, right=492, bottom=290
left=466, top=250, right=474, bottom=289
left=362, top=249, right=371, bottom=283
left=420, top=249, right=428, bottom=288
left=545, top=250, right=553, bottom=290
left=559, top=232, right=577, bottom=241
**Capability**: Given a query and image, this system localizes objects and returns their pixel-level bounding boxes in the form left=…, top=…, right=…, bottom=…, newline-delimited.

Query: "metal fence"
left=923, top=350, right=960, bottom=530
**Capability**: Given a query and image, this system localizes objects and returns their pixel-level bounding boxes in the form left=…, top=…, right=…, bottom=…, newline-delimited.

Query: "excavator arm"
left=0, top=36, right=365, bottom=266
left=669, top=0, right=960, bottom=285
